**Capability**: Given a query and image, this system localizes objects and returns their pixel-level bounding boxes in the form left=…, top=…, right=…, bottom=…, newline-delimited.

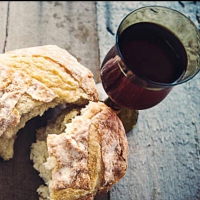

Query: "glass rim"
left=116, top=5, right=200, bottom=87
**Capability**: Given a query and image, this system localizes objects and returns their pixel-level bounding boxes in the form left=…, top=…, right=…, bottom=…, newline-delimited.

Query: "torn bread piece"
left=30, top=101, right=128, bottom=200
left=0, top=45, right=98, bottom=160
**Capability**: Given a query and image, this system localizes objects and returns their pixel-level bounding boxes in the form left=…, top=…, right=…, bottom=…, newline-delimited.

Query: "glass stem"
left=106, top=97, right=139, bottom=133
left=96, top=83, right=139, bottom=133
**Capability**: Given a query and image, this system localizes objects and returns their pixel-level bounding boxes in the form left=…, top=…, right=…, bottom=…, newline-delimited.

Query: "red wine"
left=118, top=22, right=187, bottom=83
left=101, top=22, right=187, bottom=110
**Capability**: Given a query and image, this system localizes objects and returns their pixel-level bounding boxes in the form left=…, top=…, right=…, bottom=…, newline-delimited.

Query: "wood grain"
left=96, top=1, right=200, bottom=200
left=0, top=1, right=107, bottom=200
left=0, top=2, right=8, bottom=52
left=0, top=1, right=100, bottom=82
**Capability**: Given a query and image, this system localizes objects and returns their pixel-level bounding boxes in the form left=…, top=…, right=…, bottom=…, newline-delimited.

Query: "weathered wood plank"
left=0, top=1, right=107, bottom=200
left=4, top=1, right=100, bottom=82
left=96, top=1, right=200, bottom=200
left=0, top=2, right=8, bottom=51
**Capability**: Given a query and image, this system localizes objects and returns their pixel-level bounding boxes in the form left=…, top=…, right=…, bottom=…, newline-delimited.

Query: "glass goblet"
left=100, top=6, right=200, bottom=131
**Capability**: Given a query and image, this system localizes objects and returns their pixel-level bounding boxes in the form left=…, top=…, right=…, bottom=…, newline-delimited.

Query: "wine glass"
left=100, top=6, right=200, bottom=132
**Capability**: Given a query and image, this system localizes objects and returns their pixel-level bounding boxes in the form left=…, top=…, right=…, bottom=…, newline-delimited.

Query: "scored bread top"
left=0, top=45, right=99, bottom=160
left=44, top=101, right=128, bottom=200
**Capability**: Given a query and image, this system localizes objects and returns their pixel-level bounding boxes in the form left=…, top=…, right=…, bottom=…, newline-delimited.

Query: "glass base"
left=116, top=106, right=138, bottom=133
left=104, top=97, right=138, bottom=133
left=96, top=83, right=138, bottom=133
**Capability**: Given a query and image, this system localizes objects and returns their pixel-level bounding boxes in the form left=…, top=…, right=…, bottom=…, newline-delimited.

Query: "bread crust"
left=1, top=45, right=128, bottom=200
left=31, top=101, right=128, bottom=200
left=0, top=45, right=98, bottom=160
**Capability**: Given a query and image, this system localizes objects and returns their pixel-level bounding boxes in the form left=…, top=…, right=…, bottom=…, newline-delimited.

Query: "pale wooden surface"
left=0, top=1, right=105, bottom=200
left=96, top=1, right=200, bottom=200
left=0, top=1, right=100, bottom=82
left=0, top=1, right=199, bottom=200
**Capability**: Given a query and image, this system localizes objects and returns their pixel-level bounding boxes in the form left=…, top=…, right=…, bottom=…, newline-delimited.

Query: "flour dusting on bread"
left=0, top=45, right=98, bottom=160
left=0, top=45, right=128, bottom=200
left=30, top=101, right=128, bottom=200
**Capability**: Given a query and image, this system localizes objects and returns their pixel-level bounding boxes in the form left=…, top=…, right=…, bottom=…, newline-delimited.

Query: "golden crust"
left=44, top=101, right=128, bottom=200
left=1, top=45, right=128, bottom=199
left=5, top=45, right=98, bottom=102
left=0, top=45, right=98, bottom=160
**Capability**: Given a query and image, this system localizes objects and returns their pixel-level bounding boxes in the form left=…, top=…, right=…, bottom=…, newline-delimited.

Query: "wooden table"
left=96, top=1, right=200, bottom=200
left=0, top=1, right=106, bottom=200
left=0, top=1, right=199, bottom=200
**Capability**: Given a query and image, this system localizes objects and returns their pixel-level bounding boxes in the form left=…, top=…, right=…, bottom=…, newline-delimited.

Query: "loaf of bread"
left=0, top=45, right=98, bottom=160
left=30, top=101, right=128, bottom=200
left=0, top=45, right=128, bottom=199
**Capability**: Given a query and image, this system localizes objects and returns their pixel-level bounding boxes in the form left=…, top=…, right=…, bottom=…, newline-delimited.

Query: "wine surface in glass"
left=101, top=22, right=187, bottom=110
